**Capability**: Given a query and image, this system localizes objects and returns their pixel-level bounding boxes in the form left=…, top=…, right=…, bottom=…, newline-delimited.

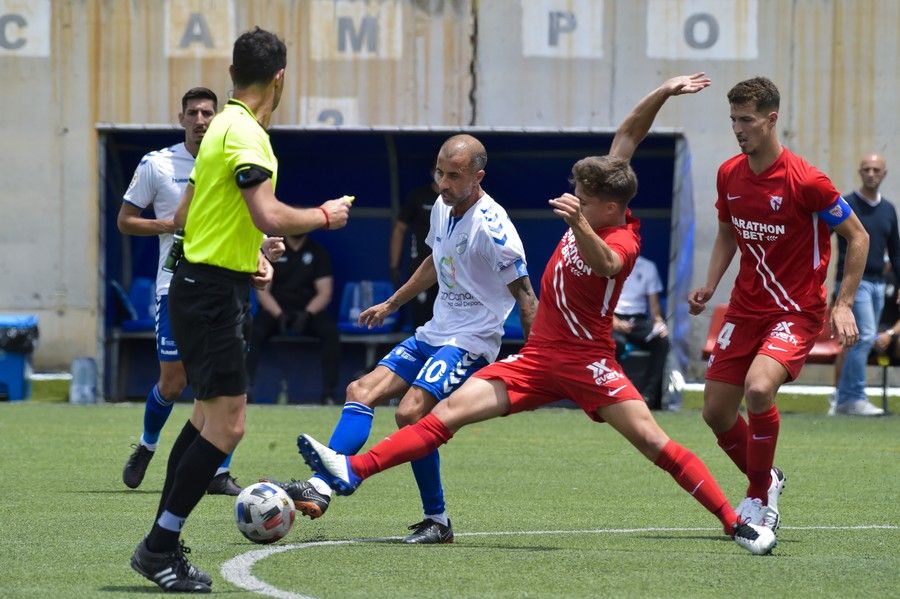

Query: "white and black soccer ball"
left=234, top=482, right=296, bottom=544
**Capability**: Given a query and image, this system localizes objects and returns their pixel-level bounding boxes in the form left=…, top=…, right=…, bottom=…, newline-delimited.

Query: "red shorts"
left=474, top=342, right=643, bottom=422
left=704, top=309, right=824, bottom=385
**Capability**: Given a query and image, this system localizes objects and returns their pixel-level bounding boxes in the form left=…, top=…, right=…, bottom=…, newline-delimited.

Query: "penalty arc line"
left=221, top=524, right=900, bottom=599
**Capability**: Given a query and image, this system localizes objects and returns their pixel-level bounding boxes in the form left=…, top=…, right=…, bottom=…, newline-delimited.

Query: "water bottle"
left=69, top=357, right=98, bottom=404
left=162, top=229, right=185, bottom=273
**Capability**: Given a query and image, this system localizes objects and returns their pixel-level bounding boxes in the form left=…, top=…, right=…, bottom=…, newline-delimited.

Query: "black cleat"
left=123, top=444, right=154, bottom=489
left=262, top=478, right=330, bottom=519
left=131, top=538, right=212, bottom=592
left=207, top=472, right=242, bottom=496
left=403, top=519, right=454, bottom=544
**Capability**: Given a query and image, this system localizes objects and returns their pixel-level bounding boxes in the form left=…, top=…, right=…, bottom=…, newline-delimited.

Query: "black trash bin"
left=0, top=314, right=39, bottom=401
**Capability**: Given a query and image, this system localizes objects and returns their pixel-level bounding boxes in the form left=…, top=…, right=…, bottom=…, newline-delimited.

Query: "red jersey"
left=716, top=148, right=839, bottom=316
left=529, top=213, right=641, bottom=353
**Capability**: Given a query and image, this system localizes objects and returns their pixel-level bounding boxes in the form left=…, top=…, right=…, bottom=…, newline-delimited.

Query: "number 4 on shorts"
left=717, top=322, right=735, bottom=350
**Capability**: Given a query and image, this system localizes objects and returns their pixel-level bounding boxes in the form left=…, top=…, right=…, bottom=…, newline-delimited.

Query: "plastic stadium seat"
left=338, top=280, right=397, bottom=334
left=112, top=277, right=156, bottom=332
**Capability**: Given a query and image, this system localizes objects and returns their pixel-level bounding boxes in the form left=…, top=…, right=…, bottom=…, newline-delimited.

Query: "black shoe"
left=123, top=444, right=154, bottom=489
left=207, top=472, right=242, bottom=496
left=403, top=518, right=454, bottom=544
left=262, top=478, right=330, bottom=519
left=131, top=538, right=212, bottom=593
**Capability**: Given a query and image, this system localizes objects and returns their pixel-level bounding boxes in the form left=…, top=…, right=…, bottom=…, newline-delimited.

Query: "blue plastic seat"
left=338, top=280, right=397, bottom=334
left=112, top=277, right=156, bottom=332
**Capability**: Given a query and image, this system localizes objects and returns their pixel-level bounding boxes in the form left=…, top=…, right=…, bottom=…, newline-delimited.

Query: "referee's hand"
left=320, top=197, right=352, bottom=230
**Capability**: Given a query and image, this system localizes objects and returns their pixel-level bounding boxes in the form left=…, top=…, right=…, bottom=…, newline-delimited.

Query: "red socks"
left=655, top=440, right=737, bottom=534
left=349, top=413, right=453, bottom=480
left=746, top=406, right=779, bottom=502
left=714, top=415, right=749, bottom=474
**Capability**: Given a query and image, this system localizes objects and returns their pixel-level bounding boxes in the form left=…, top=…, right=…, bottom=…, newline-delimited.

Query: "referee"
left=130, top=27, right=351, bottom=593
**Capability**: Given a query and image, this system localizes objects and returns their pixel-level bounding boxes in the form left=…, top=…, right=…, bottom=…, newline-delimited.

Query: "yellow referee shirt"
left=184, top=99, right=278, bottom=272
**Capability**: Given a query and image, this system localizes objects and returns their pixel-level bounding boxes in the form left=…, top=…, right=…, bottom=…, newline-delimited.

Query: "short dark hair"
left=569, top=155, right=638, bottom=204
left=181, top=87, right=218, bottom=112
left=232, top=27, right=287, bottom=88
left=727, top=77, right=780, bottom=112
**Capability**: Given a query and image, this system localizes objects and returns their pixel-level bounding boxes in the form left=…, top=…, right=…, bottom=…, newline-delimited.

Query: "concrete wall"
left=1, top=0, right=897, bottom=375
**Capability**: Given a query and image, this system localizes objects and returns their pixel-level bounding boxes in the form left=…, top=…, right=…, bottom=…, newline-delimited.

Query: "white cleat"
left=735, top=497, right=779, bottom=531
left=296, top=434, right=361, bottom=495
left=732, top=521, right=777, bottom=555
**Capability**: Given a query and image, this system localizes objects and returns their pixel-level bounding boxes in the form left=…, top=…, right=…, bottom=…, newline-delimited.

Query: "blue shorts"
left=379, top=336, right=488, bottom=400
left=155, top=295, right=180, bottom=362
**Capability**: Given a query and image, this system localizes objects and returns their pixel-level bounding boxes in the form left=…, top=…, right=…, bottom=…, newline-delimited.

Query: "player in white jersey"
left=119, top=87, right=265, bottom=496
left=268, top=134, right=538, bottom=544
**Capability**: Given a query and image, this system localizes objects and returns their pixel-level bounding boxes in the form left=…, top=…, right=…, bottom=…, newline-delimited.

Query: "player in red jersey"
left=296, top=74, right=779, bottom=556
left=689, top=77, right=869, bottom=532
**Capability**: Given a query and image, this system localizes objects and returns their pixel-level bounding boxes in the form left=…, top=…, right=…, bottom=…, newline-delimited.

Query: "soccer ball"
left=234, top=482, right=296, bottom=544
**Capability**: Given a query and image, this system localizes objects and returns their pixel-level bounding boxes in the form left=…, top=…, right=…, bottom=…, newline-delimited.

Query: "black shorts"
left=168, top=261, right=251, bottom=399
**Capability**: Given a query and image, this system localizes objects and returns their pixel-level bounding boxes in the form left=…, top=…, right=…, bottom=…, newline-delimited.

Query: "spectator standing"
left=247, top=233, right=341, bottom=405
left=832, top=153, right=894, bottom=416
left=390, top=171, right=439, bottom=328
left=613, top=255, right=670, bottom=409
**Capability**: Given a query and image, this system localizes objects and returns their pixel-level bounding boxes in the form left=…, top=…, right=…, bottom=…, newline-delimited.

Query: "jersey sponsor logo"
left=560, top=231, right=592, bottom=276
left=171, top=177, right=189, bottom=184
left=587, top=359, right=623, bottom=386
left=770, top=321, right=798, bottom=346
left=726, top=193, right=741, bottom=201
left=769, top=195, right=783, bottom=211
left=731, top=216, right=786, bottom=241
left=438, top=290, right=482, bottom=308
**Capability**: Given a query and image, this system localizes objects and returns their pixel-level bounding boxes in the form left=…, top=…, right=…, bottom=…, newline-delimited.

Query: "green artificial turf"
left=0, top=403, right=897, bottom=598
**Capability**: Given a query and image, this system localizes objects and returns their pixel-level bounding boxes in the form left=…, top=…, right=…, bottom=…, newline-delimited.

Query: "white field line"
left=221, top=524, right=900, bottom=599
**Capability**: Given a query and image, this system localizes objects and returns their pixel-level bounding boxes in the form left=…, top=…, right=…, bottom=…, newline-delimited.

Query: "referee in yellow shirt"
left=131, top=27, right=352, bottom=593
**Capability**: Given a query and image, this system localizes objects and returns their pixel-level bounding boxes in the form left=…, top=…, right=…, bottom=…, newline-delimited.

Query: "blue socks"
left=142, top=383, right=234, bottom=473
left=327, top=402, right=375, bottom=454
left=313, top=402, right=374, bottom=488
left=411, top=449, right=446, bottom=517
left=323, top=401, right=446, bottom=517
left=141, top=384, right=174, bottom=448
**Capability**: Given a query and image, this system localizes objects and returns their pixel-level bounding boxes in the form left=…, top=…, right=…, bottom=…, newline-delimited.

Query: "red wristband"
left=319, top=206, right=330, bottom=229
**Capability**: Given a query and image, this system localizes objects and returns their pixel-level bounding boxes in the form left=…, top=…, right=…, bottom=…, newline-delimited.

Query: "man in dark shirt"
left=833, top=153, right=894, bottom=416
left=390, top=171, right=439, bottom=328
left=248, top=233, right=341, bottom=404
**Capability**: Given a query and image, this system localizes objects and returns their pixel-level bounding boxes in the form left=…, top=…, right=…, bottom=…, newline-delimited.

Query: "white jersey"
left=122, top=143, right=194, bottom=296
left=417, top=192, right=528, bottom=362
left=615, top=255, right=663, bottom=316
